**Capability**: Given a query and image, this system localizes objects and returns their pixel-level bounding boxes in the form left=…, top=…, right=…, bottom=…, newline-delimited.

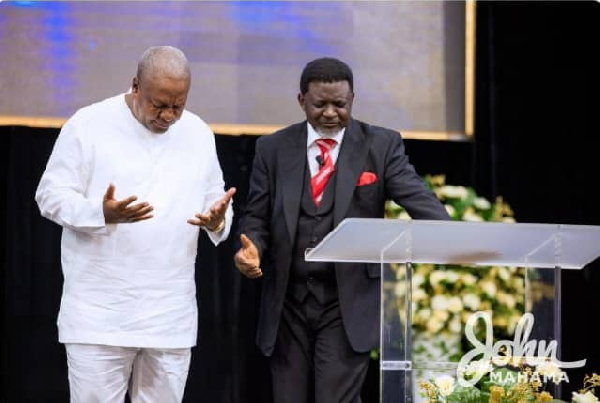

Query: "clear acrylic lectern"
left=305, top=218, right=600, bottom=403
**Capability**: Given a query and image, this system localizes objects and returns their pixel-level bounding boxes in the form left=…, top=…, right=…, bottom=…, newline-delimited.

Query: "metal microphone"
left=316, top=155, right=325, bottom=168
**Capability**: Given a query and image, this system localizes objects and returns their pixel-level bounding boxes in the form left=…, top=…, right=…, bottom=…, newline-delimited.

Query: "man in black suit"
left=234, top=57, right=450, bottom=403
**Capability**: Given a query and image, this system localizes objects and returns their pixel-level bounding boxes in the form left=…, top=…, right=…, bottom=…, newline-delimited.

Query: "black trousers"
left=270, top=289, right=370, bottom=403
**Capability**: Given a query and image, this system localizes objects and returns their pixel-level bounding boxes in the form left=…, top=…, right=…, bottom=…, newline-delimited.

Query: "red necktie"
left=311, top=138, right=337, bottom=206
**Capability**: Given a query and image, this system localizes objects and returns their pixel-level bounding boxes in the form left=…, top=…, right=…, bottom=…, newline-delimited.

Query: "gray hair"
left=136, top=46, right=191, bottom=83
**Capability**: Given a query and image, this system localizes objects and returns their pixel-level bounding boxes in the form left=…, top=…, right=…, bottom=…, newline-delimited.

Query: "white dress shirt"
left=306, top=123, right=345, bottom=177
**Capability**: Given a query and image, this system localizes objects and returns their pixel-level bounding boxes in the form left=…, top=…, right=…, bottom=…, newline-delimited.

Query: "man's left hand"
left=187, top=187, right=236, bottom=231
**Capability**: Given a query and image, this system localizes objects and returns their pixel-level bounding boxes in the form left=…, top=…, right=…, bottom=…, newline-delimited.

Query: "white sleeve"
left=35, top=119, right=114, bottom=235
left=202, top=134, right=233, bottom=246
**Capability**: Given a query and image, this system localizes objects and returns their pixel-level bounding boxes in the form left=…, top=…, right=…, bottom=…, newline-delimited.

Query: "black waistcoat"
left=287, top=165, right=338, bottom=304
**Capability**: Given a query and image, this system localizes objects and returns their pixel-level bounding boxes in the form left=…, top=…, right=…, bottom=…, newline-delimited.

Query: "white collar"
left=306, top=122, right=345, bottom=149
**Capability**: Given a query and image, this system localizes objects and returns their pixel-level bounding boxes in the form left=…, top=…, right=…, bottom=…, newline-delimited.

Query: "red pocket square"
left=357, top=171, right=377, bottom=186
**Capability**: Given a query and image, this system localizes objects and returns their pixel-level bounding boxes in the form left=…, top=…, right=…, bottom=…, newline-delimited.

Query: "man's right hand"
left=103, top=183, right=154, bottom=224
left=234, top=234, right=262, bottom=279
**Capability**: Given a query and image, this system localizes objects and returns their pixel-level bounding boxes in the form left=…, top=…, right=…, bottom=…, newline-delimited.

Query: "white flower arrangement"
left=385, top=175, right=525, bottom=360
left=384, top=175, right=597, bottom=403
left=419, top=363, right=599, bottom=403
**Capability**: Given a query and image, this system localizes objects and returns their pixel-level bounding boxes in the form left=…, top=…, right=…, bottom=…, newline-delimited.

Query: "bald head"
left=127, top=46, right=191, bottom=133
left=137, top=46, right=191, bottom=84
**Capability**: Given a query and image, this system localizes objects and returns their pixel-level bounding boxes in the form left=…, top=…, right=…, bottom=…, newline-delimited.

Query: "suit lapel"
left=279, top=125, right=307, bottom=243
left=334, top=119, right=372, bottom=225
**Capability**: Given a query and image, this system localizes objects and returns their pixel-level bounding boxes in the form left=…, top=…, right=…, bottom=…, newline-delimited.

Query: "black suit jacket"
left=241, top=118, right=450, bottom=356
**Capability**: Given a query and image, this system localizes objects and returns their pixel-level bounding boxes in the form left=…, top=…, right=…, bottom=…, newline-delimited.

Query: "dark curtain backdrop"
left=474, top=1, right=600, bottom=395
left=2, top=2, right=599, bottom=402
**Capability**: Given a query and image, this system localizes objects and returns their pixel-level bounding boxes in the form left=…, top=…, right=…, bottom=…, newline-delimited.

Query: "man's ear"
left=131, top=77, right=140, bottom=93
left=297, top=93, right=305, bottom=110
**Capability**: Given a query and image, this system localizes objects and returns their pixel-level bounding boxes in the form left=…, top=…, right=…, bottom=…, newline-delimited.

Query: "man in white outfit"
left=35, top=45, right=235, bottom=402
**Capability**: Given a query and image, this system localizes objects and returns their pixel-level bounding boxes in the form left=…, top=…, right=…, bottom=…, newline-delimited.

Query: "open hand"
left=102, top=183, right=154, bottom=224
left=234, top=234, right=262, bottom=278
left=188, top=187, right=236, bottom=231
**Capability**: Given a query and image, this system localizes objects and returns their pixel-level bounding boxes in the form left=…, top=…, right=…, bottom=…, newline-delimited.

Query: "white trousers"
left=65, top=343, right=191, bottom=403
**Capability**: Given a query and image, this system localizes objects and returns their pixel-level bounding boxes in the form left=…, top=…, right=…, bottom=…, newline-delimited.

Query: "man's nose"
left=163, top=109, right=176, bottom=122
left=323, top=105, right=336, bottom=117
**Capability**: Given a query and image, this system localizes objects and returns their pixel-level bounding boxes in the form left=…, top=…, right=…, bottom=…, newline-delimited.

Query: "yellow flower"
left=496, top=292, right=517, bottom=309
left=462, top=293, right=481, bottom=311
left=489, top=385, right=504, bottom=403
left=413, top=273, right=426, bottom=288
left=394, top=281, right=407, bottom=297
left=428, top=174, right=446, bottom=187
left=459, top=272, right=477, bottom=285
left=426, top=316, right=445, bottom=334
left=448, top=315, right=462, bottom=333
left=536, top=391, right=554, bottom=402
left=429, top=271, right=446, bottom=288
left=433, top=375, right=455, bottom=397
left=447, top=296, right=463, bottom=312
left=413, top=288, right=428, bottom=303
left=479, top=279, right=497, bottom=297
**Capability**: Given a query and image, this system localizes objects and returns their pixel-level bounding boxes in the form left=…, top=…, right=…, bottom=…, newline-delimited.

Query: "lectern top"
left=304, top=218, right=600, bottom=269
